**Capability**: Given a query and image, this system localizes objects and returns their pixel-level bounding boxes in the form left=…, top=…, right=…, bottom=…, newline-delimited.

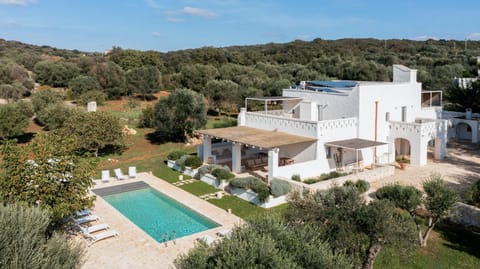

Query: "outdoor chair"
left=128, top=166, right=136, bottom=179
left=76, top=209, right=92, bottom=217
left=74, top=215, right=99, bottom=225
left=77, top=223, right=110, bottom=234
left=216, top=229, right=232, bottom=238
left=114, top=168, right=127, bottom=180
left=85, top=230, right=119, bottom=246
left=101, top=170, right=110, bottom=183
left=197, top=235, right=215, bottom=246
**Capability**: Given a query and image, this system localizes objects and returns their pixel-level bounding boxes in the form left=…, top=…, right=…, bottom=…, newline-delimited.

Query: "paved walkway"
left=368, top=141, right=480, bottom=195
left=81, top=172, right=242, bottom=269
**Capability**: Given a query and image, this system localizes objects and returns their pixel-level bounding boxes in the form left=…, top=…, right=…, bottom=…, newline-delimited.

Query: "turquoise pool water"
left=103, top=188, right=219, bottom=242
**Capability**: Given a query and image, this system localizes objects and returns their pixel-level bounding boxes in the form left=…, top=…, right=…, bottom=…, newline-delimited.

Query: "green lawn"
left=375, top=221, right=480, bottom=269
left=179, top=181, right=218, bottom=196
left=205, top=116, right=237, bottom=129
left=207, top=195, right=289, bottom=219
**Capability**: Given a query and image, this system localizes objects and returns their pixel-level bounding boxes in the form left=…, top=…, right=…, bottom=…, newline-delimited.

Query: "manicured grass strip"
left=207, top=196, right=266, bottom=219
left=179, top=181, right=218, bottom=196
left=152, top=163, right=190, bottom=183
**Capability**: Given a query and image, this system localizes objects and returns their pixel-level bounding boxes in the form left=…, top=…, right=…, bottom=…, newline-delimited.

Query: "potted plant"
left=396, top=155, right=409, bottom=170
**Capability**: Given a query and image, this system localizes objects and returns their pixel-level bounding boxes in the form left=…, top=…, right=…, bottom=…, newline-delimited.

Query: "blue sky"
left=1, top=0, right=479, bottom=52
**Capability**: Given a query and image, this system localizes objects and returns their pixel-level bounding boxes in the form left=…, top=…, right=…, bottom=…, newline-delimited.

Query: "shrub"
left=291, top=174, right=301, bottom=181
left=343, top=180, right=370, bottom=194
left=184, top=156, right=203, bottom=169
left=138, top=105, right=156, bottom=128
left=304, top=178, right=321, bottom=184
left=77, top=90, right=106, bottom=106
left=230, top=177, right=256, bottom=189
left=212, top=167, right=235, bottom=181
left=466, top=179, right=480, bottom=206
left=251, top=181, right=270, bottom=202
left=355, top=180, right=370, bottom=193
left=270, top=178, right=291, bottom=197
left=198, top=164, right=228, bottom=177
left=168, top=150, right=188, bottom=161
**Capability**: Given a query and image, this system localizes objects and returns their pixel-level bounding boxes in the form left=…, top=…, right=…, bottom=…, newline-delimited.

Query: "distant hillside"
left=1, top=37, right=479, bottom=112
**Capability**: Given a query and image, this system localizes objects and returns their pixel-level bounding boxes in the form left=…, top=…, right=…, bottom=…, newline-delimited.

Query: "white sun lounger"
left=216, top=229, right=232, bottom=238
left=128, top=166, right=136, bottom=179
left=101, top=170, right=110, bottom=183
left=114, top=168, right=127, bottom=180
left=74, top=215, right=99, bottom=225
left=76, top=209, right=92, bottom=217
left=197, top=235, right=215, bottom=246
left=86, top=230, right=119, bottom=246
left=78, top=223, right=109, bottom=234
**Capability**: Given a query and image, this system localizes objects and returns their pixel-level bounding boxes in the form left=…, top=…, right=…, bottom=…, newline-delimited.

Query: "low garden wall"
left=199, top=174, right=228, bottom=190
left=231, top=187, right=288, bottom=208
left=286, top=165, right=395, bottom=193
left=449, top=202, right=480, bottom=228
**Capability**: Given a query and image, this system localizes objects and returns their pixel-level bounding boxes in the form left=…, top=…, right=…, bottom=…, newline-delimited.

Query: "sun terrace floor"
left=81, top=172, right=242, bottom=269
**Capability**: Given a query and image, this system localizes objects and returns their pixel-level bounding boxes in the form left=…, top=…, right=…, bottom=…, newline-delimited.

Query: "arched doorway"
left=394, top=138, right=411, bottom=163
left=456, top=122, right=473, bottom=141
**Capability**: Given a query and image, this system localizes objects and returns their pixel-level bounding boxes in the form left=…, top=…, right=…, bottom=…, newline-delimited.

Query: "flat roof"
left=325, top=138, right=387, bottom=151
left=245, top=96, right=303, bottom=101
left=195, top=126, right=316, bottom=149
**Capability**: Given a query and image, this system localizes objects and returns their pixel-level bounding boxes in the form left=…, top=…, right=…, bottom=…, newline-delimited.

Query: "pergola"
left=325, top=138, right=388, bottom=171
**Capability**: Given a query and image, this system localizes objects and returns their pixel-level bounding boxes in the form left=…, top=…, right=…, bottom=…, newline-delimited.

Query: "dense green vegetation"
left=1, top=38, right=479, bottom=115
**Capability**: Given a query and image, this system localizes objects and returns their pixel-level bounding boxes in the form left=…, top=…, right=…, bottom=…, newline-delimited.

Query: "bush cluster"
left=168, top=150, right=188, bottom=160
left=466, top=180, right=480, bottom=206
left=211, top=167, right=235, bottom=181
left=184, top=156, right=202, bottom=169
left=343, top=179, right=370, bottom=194
left=229, top=176, right=271, bottom=202
left=270, top=178, right=291, bottom=197
left=198, top=164, right=229, bottom=178
left=291, top=174, right=301, bottom=181
left=175, top=154, right=202, bottom=169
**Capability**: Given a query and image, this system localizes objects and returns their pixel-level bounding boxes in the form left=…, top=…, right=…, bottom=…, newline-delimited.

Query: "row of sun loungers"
left=73, top=210, right=119, bottom=246
left=101, top=167, right=136, bottom=183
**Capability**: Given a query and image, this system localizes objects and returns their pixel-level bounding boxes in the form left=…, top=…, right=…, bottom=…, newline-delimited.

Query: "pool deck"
left=81, top=172, right=242, bottom=269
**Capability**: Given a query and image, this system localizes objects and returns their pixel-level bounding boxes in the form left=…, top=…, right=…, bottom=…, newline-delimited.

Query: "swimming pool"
left=100, top=184, right=219, bottom=242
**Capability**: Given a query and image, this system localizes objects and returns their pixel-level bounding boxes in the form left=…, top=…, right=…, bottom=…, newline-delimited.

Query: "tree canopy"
left=60, top=111, right=124, bottom=156
left=0, top=133, right=97, bottom=227
left=153, top=88, right=207, bottom=141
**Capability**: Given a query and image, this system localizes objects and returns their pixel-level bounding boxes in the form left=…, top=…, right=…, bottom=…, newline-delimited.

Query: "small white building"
left=196, top=65, right=448, bottom=181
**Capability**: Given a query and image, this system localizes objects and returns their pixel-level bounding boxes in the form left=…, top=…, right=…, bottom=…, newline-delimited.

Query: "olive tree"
left=0, top=202, right=85, bottom=269
left=286, top=187, right=416, bottom=269
left=126, top=66, right=162, bottom=98
left=376, top=174, right=457, bottom=247
left=175, top=214, right=353, bottom=269
left=60, top=111, right=124, bottom=156
left=153, top=88, right=207, bottom=141
left=68, top=75, right=101, bottom=98
left=0, top=101, right=33, bottom=139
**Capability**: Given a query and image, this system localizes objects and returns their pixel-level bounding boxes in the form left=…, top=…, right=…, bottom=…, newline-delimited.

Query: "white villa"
left=196, top=65, right=450, bottom=181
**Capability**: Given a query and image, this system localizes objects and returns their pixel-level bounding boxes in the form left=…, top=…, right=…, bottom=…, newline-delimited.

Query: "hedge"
left=270, top=178, right=291, bottom=197
left=168, top=150, right=188, bottom=161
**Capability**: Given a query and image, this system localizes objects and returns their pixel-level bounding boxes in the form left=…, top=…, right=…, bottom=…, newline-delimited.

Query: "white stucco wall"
left=283, top=88, right=359, bottom=121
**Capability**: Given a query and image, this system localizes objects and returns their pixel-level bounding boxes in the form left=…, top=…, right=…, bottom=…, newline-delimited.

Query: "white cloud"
left=145, top=0, right=159, bottom=9
left=152, top=31, right=161, bottom=37
left=182, top=6, right=216, bottom=18
left=0, top=0, right=36, bottom=5
left=467, top=33, right=480, bottom=40
left=413, top=35, right=439, bottom=41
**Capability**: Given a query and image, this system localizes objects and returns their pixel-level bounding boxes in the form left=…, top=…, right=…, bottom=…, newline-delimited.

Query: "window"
left=401, top=106, right=407, bottom=122
left=326, top=146, right=332, bottom=158
left=385, top=112, right=390, bottom=121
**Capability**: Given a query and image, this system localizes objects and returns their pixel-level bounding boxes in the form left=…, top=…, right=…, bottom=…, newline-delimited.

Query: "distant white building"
left=196, top=65, right=448, bottom=181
